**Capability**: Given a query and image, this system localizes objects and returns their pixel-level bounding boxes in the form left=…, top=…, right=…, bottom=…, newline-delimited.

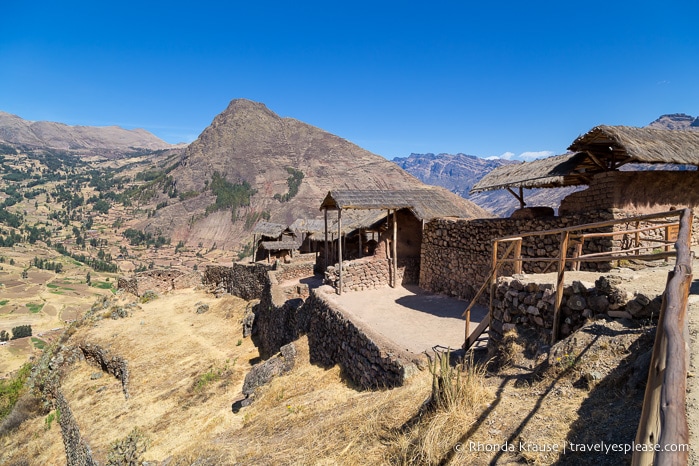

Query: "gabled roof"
left=252, top=221, right=287, bottom=237
left=470, top=152, right=589, bottom=193
left=569, top=125, right=699, bottom=166
left=320, top=188, right=489, bottom=221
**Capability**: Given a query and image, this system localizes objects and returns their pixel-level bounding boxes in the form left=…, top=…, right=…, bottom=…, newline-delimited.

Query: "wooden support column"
left=506, top=187, right=526, bottom=209
left=337, top=209, right=343, bottom=295
left=513, top=239, right=523, bottom=274
left=324, top=208, right=328, bottom=270
left=392, top=209, right=398, bottom=288
left=358, top=228, right=363, bottom=258
left=252, top=234, right=257, bottom=263
left=552, top=231, right=570, bottom=344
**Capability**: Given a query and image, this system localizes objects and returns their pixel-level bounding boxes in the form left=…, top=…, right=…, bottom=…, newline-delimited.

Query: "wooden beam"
left=324, top=208, right=328, bottom=270
left=552, top=231, right=570, bottom=344
left=505, top=187, right=526, bottom=208
left=338, top=209, right=342, bottom=295
left=392, top=209, right=398, bottom=288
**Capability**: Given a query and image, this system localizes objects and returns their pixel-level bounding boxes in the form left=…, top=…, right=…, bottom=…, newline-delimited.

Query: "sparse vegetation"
left=204, top=171, right=256, bottom=219
left=274, top=167, right=304, bottom=202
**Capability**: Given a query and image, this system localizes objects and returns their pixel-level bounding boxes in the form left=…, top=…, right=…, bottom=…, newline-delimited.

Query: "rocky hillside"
left=141, top=99, right=487, bottom=250
left=0, top=111, right=176, bottom=157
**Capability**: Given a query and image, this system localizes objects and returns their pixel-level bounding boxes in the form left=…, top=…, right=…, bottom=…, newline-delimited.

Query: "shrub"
left=11, top=325, right=32, bottom=340
left=106, top=427, right=150, bottom=465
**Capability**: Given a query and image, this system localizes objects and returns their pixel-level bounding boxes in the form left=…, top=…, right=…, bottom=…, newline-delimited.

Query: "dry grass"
left=385, top=352, right=492, bottom=465
left=221, top=336, right=434, bottom=464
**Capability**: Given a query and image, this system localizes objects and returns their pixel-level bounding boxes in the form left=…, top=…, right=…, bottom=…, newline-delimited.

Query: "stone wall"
left=419, top=212, right=613, bottom=302
left=252, top=270, right=307, bottom=359
left=212, top=261, right=419, bottom=389
left=323, top=256, right=419, bottom=293
left=203, top=263, right=271, bottom=301
left=117, top=269, right=202, bottom=297
left=274, top=260, right=316, bottom=283
left=559, top=170, right=699, bottom=244
left=488, top=274, right=662, bottom=349
left=304, top=288, right=417, bottom=389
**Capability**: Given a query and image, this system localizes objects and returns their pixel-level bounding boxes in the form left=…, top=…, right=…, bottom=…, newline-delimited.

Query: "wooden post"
left=465, top=308, right=471, bottom=343
left=358, top=228, right=362, bottom=258
left=338, top=209, right=342, bottom=295
left=552, top=231, right=570, bottom=344
left=252, top=234, right=257, bottom=263
left=573, top=241, right=583, bottom=271
left=392, top=209, right=398, bottom=288
left=324, top=208, right=328, bottom=270
left=513, top=239, right=522, bottom=274
left=636, top=221, right=641, bottom=255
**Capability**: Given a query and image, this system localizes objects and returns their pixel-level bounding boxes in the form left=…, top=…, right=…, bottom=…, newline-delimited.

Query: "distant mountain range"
left=1, top=106, right=694, bottom=242
left=0, top=110, right=177, bottom=158
left=0, top=100, right=490, bottom=251
left=395, top=113, right=698, bottom=216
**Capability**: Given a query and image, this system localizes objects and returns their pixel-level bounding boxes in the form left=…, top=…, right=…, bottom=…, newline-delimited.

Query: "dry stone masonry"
left=420, top=212, right=613, bottom=302
left=488, top=274, right=662, bottom=349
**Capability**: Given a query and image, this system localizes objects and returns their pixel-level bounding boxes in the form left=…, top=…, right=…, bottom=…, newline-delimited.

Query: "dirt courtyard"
left=324, top=284, right=487, bottom=354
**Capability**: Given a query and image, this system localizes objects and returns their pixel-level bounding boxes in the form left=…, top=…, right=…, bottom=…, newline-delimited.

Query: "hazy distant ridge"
left=0, top=110, right=174, bottom=152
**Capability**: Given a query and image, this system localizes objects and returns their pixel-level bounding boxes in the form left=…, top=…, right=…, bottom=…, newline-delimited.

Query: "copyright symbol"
left=454, top=443, right=463, bottom=452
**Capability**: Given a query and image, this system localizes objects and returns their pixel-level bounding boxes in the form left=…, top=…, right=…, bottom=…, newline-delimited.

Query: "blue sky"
left=2, top=1, right=698, bottom=160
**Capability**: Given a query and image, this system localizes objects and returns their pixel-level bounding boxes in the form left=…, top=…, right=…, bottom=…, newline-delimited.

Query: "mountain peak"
left=647, top=113, right=699, bottom=131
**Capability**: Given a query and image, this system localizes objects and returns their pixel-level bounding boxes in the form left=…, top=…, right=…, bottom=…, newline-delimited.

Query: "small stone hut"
left=319, top=188, right=490, bottom=293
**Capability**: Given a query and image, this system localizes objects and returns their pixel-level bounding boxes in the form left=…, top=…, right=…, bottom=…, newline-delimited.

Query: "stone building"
left=319, top=188, right=490, bottom=293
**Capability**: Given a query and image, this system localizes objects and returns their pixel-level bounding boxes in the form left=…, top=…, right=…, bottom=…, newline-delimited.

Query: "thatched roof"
left=470, top=152, right=590, bottom=193
left=259, top=240, right=299, bottom=251
left=289, top=218, right=326, bottom=235
left=252, top=221, right=287, bottom=237
left=472, top=125, right=699, bottom=194
left=569, top=125, right=699, bottom=166
left=320, top=188, right=489, bottom=221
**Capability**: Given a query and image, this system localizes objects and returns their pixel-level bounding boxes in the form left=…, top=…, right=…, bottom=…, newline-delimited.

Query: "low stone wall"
left=420, top=212, right=613, bottom=303
left=305, top=288, right=417, bottom=389
left=79, top=343, right=130, bottom=400
left=117, top=269, right=202, bottom=297
left=203, top=263, right=271, bottom=300
left=275, top=261, right=316, bottom=283
left=488, top=274, right=662, bottom=349
left=324, top=256, right=420, bottom=293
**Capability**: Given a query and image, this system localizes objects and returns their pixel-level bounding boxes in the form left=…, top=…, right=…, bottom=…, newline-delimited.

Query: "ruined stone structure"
left=488, top=275, right=662, bottom=348
left=419, top=211, right=614, bottom=302
left=213, top=262, right=418, bottom=389
left=117, top=269, right=202, bottom=297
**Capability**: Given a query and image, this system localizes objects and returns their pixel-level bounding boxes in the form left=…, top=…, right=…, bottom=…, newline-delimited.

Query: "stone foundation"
left=324, top=256, right=420, bottom=293
left=488, top=274, right=662, bottom=350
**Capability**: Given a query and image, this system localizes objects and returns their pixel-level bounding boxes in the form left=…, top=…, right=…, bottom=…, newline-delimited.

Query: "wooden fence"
left=463, top=208, right=693, bottom=464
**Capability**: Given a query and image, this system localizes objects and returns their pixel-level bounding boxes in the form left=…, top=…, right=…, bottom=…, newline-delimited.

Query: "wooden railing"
left=462, top=209, right=693, bottom=465
left=633, top=208, right=692, bottom=466
left=464, top=209, right=687, bottom=349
